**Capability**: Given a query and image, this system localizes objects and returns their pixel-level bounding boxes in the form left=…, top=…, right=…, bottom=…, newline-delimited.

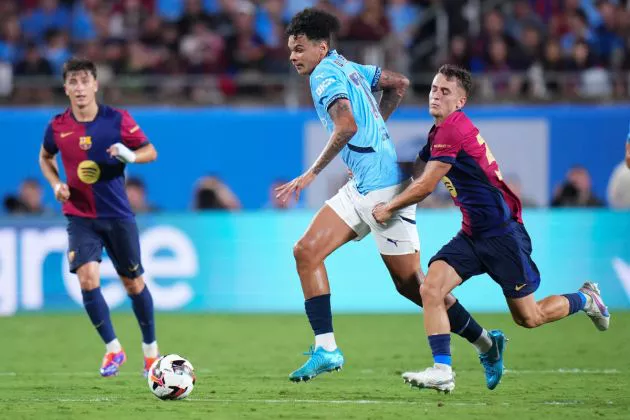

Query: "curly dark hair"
left=438, top=64, right=473, bottom=96
left=63, top=57, right=97, bottom=82
left=286, top=8, right=340, bottom=45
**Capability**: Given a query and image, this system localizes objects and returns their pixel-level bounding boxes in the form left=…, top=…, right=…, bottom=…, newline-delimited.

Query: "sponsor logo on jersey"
left=77, top=160, right=101, bottom=184
left=315, top=78, right=335, bottom=96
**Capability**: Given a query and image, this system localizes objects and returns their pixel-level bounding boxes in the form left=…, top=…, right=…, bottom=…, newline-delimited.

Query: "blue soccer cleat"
left=479, top=329, right=507, bottom=390
left=289, top=346, right=344, bottom=382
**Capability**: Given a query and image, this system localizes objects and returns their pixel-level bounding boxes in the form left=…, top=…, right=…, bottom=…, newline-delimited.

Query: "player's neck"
left=434, top=110, right=457, bottom=126
left=71, top=102, right=99, bottom=122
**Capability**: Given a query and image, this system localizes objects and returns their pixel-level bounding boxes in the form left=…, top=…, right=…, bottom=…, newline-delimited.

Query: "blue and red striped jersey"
left=42, top=104, right=149, bottom=219
left=420, top=111, right=522, bottom=238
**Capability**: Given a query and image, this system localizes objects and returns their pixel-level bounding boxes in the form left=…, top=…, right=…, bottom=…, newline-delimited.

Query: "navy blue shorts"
left=66, top=216, right=144, bottom=279
left=429, top=222, right=541, bottom=298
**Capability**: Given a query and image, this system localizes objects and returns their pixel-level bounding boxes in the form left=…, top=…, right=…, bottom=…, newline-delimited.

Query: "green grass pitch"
left=1, top=312, right=628, bottom=419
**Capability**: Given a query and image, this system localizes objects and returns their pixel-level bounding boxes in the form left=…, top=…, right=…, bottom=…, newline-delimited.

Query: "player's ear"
left=457, top=96, right=467, bottom=110
left=94, top=79, right=99, bottom=94
left=320, top=41, right=328, bottom=57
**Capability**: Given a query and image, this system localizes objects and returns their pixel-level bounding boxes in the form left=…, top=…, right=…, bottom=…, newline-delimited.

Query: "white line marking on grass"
left=0, top=368, right=621, bottom=378
left=6, top=397, right=609, bottom=406
left=21, top=398, right=118, bottom=403
left=189, top=399, right=488, bottom=406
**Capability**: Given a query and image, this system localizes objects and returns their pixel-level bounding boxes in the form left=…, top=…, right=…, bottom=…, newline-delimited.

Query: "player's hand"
left=54, top=182, right=70, bottom=203
left=372, top=202, right=393, bottom=225
left=107, top=142, right=136, bottom=163
left=275, top=171, right=316, bottom=203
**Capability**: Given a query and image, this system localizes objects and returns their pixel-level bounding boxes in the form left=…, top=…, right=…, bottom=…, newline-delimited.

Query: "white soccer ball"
left=147, top=354, right=196, bottom=400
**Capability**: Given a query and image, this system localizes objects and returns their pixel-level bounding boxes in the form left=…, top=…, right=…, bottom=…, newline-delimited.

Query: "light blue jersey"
left=309, top=50, right=403, bottom=194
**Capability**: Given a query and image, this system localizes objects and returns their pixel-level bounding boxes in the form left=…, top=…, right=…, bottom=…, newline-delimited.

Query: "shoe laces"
left=102, top=352, right=118, bottom=366
left=302, top=345, right=316, bottom=356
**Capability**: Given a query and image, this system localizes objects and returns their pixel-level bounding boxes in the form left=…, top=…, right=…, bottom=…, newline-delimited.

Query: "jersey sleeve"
left=418, top=142, right=430, bottom=162
left=119, top=110, right=149, bottom=150
left=428, top=124, right=462, bottom=164
left=355, top=63, right=382, bottom=92
left=42, top=123, right=58, bottom=155
left=311, top=64, right=350, bottom=111
left=627, top=121, right=630, bottom=143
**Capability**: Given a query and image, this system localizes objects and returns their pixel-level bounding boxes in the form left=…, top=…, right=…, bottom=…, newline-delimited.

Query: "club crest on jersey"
left=79, top=136, right=92, bottom=150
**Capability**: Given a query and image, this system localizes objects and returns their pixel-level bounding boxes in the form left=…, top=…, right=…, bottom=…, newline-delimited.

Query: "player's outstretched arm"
left=374, top=69, right=410, bottom=121
left=39, top=145, right=70, bottom=203
left=625, top=142, right=630, bottom=169
left=372, top=160, right=451, bottom=223
left=275, top=98, right=358, bottom=203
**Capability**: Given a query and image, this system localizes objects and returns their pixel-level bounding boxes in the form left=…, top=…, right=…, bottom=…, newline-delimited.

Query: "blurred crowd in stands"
left=6, top=162, right=630, bottom=216
left=2, top=0, right=630, bottom=104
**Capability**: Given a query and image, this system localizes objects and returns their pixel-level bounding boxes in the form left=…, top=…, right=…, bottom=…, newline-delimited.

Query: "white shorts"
left=325, top=179, right=420, bottom=255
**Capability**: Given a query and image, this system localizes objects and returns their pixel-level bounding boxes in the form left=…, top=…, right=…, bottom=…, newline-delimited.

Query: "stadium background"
left=0, top=1, right=629, bottom=419
left=1, top=0, right=629, bottom=316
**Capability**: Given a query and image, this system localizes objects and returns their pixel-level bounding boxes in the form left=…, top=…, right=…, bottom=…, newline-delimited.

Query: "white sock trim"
left=105, top=338, right=122, bottom=354
left=315, top=332, right=337, bottom=351
left=473, top=329, right=493, bottom=354
left=142, top=341, right=159, bottom=358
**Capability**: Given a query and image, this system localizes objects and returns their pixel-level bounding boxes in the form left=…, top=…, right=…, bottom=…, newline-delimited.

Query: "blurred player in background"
left=372, top=65, right=610, bottom=393
left=278, top=9, right=504, bottom=388
left=38, top=58, right=160, bottom=378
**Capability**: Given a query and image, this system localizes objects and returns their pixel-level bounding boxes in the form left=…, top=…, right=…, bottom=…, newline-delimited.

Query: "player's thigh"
left=358, top=180, right=421, bottom=256
left=419, top=260, right=465, bottom=304
left=295, top=204, right=358, bottom=262
left=66, top=216, right=103, bottom=276
left=428, top=231, right=484, bottom=285
left=381, top=252, right=420, bottom=282
left=100, top=218, right=144, bottom=279
left=505, top=294, right=540, bottom=325
left=479, top=223, right=541, bottom=299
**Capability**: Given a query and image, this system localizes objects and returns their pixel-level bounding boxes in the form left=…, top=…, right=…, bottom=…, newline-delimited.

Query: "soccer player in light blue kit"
left=277, top=8, right=506, bottom=387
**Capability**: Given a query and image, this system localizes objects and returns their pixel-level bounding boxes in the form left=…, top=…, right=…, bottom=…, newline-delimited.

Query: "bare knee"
left=122, top=276, right=145, bottom=295
left=512, top=312, right=544, bottom=329
left=420, top=281, right=444, bottom=306
left=76, top=264, right=100, bottom=291
left=293, top=238, right=320, bottom=270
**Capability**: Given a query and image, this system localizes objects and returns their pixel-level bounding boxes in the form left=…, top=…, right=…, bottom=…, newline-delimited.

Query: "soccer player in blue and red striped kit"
left=39, top=58, right=160, bottom=377
left=373, top=65, right=610, bottom=392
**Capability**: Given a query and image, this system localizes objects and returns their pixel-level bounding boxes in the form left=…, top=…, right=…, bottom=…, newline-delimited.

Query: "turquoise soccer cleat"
left=289, top=346, right=344, bottom=382
left=479, top=329, right=507, bottom=390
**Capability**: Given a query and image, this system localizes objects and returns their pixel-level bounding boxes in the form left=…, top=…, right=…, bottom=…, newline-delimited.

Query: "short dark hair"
left=286, top=8, right=340, bottom=46
left=437, top=64, right=473, bottom=96
left=62, top=58, right=97, bottom=82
